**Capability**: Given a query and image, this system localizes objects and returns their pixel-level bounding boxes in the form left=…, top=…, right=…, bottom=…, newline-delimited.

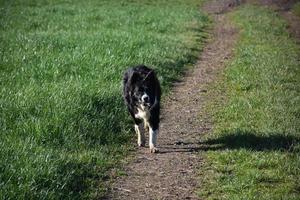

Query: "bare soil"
left=106, top=1, right=239, bottom=199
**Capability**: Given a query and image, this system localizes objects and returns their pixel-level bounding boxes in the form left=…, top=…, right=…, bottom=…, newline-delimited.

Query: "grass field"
left=198, top=5, right=300, bottom=199
left=0, top=0, right=209, bottom=199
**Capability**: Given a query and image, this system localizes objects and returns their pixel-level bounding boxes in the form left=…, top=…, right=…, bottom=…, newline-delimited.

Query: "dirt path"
left=105, top=2, right=239, bottom=199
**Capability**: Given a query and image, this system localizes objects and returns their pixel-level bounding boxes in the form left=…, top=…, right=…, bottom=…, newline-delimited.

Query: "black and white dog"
left=123, top=65, right=161, bottom=153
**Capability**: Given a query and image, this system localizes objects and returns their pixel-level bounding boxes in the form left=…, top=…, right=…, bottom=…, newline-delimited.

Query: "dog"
left=122, top=65, right=161, bottom=153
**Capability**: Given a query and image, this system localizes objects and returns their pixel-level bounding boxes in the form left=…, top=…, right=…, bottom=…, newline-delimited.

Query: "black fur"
left=123, top=65, right=161, bottom=134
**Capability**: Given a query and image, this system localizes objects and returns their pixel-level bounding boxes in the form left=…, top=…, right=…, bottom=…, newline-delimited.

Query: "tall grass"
left=0, top=0, right=209, bottom=199
left=199, top=5, right=300, bottom=200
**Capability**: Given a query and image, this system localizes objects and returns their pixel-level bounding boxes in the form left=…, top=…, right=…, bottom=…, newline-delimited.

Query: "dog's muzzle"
left=142, top=95, right=149, bottom=103
left=141, top=94, right=151, bottom=107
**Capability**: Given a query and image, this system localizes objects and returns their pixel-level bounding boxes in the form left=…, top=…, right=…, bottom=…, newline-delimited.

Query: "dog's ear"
left=129, top=71, right=139, bottom=85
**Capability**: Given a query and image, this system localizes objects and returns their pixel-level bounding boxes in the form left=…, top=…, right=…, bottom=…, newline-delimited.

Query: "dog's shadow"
left=156, top=131, right=300, bottom=154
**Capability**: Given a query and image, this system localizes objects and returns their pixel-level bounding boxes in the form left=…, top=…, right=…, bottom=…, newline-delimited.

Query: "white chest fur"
left=135, top=107, right=150, bottom=121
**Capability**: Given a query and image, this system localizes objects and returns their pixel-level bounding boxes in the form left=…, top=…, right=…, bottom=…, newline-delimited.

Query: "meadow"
left=0, top=0, right=209, bottom=199
left=199, top=5, right=300, bottom=199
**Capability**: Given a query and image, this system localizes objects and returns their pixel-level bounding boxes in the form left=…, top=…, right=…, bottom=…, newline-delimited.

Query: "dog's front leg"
left=149, top=127, right=158, bottom=153
left=135, top=124, right=145, bottom=147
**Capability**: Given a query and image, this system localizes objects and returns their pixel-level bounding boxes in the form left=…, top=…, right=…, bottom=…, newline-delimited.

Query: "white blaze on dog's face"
left=133, top=86, right=151, bottom=108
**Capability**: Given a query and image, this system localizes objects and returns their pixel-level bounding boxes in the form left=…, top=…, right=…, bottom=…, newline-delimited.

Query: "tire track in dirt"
left=107, top=1, right=239, bottom=199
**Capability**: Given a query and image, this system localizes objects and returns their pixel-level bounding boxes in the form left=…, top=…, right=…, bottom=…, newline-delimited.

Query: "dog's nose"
left=142, top=95, right=149, bottom=102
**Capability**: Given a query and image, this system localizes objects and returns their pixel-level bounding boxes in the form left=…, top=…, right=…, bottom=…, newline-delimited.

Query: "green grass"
left=292, top=2, right=300, bottom=17
left=0, top=0, right=209, bottom=199
left=198, top=5, right=300, bottom=200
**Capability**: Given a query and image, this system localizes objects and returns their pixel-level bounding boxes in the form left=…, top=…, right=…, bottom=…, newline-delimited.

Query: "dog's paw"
left=138, top=142, right=145, bottom=147
left=150, top=147, right=159, bottom=153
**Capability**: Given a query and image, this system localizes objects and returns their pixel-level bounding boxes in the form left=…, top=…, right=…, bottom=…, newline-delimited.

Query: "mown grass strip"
left=199, top=5, right=300, bottom=200
left=0, top=0, right=209, bottom=199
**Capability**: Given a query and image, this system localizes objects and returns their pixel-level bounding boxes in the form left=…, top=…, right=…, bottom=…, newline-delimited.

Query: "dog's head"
left=129, top=70, right=156, bottom=108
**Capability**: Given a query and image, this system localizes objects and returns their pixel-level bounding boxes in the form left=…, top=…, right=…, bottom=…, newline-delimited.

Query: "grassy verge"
left=0, top=0, right=209, bottom=199
left=199, top=5, right=300, bottom=199
left=292, top=2, right=300, bottom=17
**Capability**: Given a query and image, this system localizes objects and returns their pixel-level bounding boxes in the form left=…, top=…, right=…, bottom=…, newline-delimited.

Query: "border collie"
left=123, top=65, right=161, bottom=153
